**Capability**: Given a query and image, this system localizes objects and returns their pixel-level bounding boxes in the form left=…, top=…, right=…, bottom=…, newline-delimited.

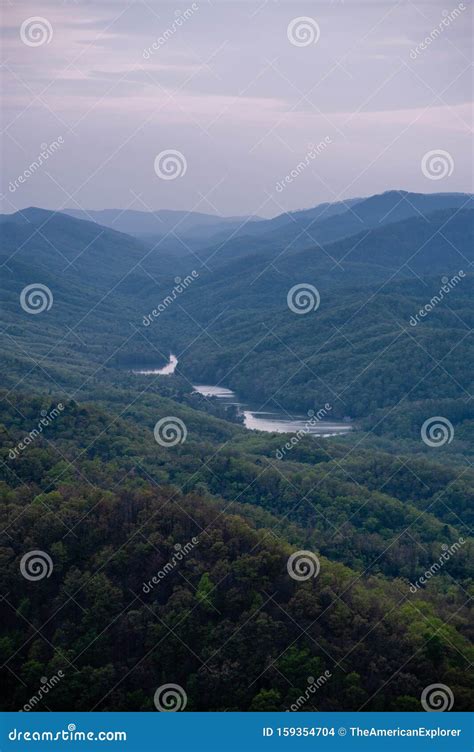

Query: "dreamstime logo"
left=8, top=726, right=126, bottom=741
left=9, top=138, right=65, bottom=194
left=409, top=537, right=465, bottom=592
left=287, top=671, right=332, bottom=711
left=421, top=683, right=454, bottom=712
left=287, top=284, right=320, bottom=314
left=153, top=417, right=187, bottom=447
left=276, top=404, right=333, bottom=459
left=409, top=271, right=465, bottom=326
left=143, top=4, right=199, bottom=58
left=421, top=417, right=454, bottom=447
left=287, top=550, right=320, bottom=581
left=20, top=550, right=53, bottom=581
left=20, top=671, right=65, bottom=711
left=154, top=150, right=187, bottom=180
left=409, top=4, right=466, bottom=60
left=154, top=683, right=187, bottom=711
left=20, top=284, right=53, bottom=314
left=20, top=17, right=53, bottom=47
left=143, top=537, right=199, bottom=593
left=287, top=17, right=320, bottom=47
left=275, top=137, right=332, bottom=193
left=9, top=403, right=65, bottom=460
left=142, top=271, right=199, bottom=326
left=421, top=150, right=454, bottom=180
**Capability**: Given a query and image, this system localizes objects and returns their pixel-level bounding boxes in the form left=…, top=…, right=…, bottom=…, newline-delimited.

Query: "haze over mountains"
left=1, top=189, right=472, bottom=429
left=60, top=190, right=472, bottom=251
left=61, top=207, right=261, bottom=247
left=2, top=190, right=472, bottom=310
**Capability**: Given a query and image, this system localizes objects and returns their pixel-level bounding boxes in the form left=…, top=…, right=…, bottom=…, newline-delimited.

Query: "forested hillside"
left=1, top=393, right=472, bottom=711
left=0, top=192, right=472, bottom=712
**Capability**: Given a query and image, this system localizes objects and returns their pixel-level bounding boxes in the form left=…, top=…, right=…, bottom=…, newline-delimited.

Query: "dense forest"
left=0, top=190, right=472, bottom=711
left=1, top=393, right=472, bottom=711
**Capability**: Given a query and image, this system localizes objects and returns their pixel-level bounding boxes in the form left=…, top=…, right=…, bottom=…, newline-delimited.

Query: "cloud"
left=1, top=0, right=471, bottom=215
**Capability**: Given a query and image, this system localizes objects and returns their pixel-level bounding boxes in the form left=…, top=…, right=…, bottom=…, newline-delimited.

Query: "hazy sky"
left=1, top=0, right=472, bottom=217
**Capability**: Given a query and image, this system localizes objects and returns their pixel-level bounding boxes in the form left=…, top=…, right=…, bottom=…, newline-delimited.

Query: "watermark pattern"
left=153, top=417, right=188, bottom=447
left=154, top=683, right=187, bottom=711
left=421, top=683, right=454, bottom=712
left=275, top=404, right=332, bottom=459
left=20, top=284, right=53, bottom=314
left=3, top=0, right=473, bottom=721
left=20, top=671, right=65, bottom=711
left=421, top=416, right=454, bottom=447
left=275, top=138, right=332, bottom=193
left=142, top=272, right=198, bottom=326
left=8, top=403, right=65, bottom=460
left=287, top=284, right=320, bottom=314
left=287, top=17, right=320, bottom=47
left=409, top=271, right=465, bottom=326
left=20, top=550, right=53, bottom=581
left=409, top=538, right=466, bottom=592
left=20, top=17, right=53, bottom=47
left=143, top=4, right=199, bottom=58
left=421, top=150, right=454, bottom=180
left=287, top=671, right=332, bottom=711
left=142, top=538, right=199, bottom=593
left=409, top=4, right=466, bottom=59
left=154, top=150, right=187, bottom=180
left=287, top=550, right=320, bottom=581
left=8, top=138, right=64, bottom=194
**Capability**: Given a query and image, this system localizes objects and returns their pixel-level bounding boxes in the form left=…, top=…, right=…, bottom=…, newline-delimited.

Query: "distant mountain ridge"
left=60, top=207, right=261, bottom=243
left=198, top=190, right=473, bottom=267
left=3, top=190, right=470, bottom=260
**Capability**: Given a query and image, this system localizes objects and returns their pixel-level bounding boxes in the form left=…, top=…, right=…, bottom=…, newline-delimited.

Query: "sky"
left=1, top=0, right=472, bottom=218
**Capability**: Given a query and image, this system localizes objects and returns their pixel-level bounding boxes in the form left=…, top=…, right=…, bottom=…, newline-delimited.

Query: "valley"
left=0, top=190, right=472, bottom=712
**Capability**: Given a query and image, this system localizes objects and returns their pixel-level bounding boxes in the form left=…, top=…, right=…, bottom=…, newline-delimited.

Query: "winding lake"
left=133, top=354, right=352, bottom=437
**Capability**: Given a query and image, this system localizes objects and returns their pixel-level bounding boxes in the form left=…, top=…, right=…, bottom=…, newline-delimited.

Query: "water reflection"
left=131, top=354, right=352, bottom=436
left=133, top=354, right=178, bottom=376
left=193, top=384, right=351, bottom=436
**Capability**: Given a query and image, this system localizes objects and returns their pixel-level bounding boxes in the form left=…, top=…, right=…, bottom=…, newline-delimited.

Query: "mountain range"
left=1, top=189, right=472, bottom=711
left=1, top=191, right=472, bottom=422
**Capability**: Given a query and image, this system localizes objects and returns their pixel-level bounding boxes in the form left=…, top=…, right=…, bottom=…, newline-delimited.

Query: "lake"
left=132, top=353, right=178, bottom=376
left=132, top=354, right=352, bottom=437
